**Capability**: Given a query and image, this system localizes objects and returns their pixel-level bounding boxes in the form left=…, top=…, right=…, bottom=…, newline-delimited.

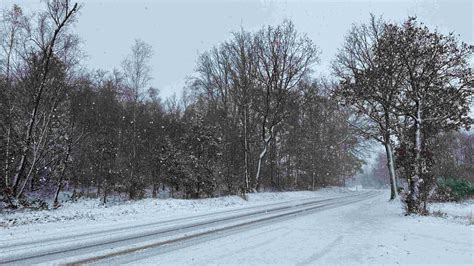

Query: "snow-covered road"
left=0, top=190, right=471, bottom=265
left=0, top=191, right=379, bottom=264
left=111, top=192, right=472, bottom=265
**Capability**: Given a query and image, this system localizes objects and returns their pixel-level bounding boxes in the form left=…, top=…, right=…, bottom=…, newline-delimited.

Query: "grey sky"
left=2, top=0, right=472, bottom=98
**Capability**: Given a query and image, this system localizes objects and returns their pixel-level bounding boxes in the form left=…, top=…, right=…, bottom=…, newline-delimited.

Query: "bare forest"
left=1, top=0, right=472, bottom=216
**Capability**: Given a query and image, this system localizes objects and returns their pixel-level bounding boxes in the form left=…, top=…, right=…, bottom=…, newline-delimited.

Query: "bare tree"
left=227, top=30, right=259, bottom=192
left=0, top=4, right=28, bottom=194
left=121, top=39, right=153, bottom=199
left=194, top=29, right=259, bottom=193
left=8, top=0, right=79, bottom=200
left=253, top=20, right=318, bottom=191
left=333, top=15, right=402, bottom=200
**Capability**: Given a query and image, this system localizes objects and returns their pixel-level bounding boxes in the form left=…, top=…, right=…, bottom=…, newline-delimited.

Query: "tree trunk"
left=255, top=139, right=269, bottom=192
left=382, top=109, right=398, bottom=200
left=294, top=168, right=298, bottom=189
left=407, top=99, right=424, bottom=214
left=129, top=94, right=139, bottom=200
left=71, top=181, right=77, bottom=201
left=152, top=182, right=160, bottom=198
left=384, top=141, right=398, bottom=200
left=102, top=182, right=108, bottom=205
left=4, top=125, right=11, bottom=188
left=4, top=27, right=15, bottom=189
left=53, top=138, right=73, bottom=207
left=255, top=125, right=275, bottom=191
left=243, top=107, right=250, bottom=192
left=97, top=177, right=101, bottom=198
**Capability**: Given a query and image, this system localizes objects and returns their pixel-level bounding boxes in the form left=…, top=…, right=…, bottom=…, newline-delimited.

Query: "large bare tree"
left=7, top=0, right=80, bottom=200
left=333, top=15, right=403, bottom=200
left=253, top=20, right=318, bottom=191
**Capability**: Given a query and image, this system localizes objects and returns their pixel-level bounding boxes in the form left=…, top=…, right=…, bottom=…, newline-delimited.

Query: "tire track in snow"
left=75, top=191, right=381, bottom=265
left=0, top=191, right=381, bottom=265
left=0, top=193, right=358, bottom=250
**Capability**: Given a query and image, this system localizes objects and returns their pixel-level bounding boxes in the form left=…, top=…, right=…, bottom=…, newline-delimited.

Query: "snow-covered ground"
left=429, top=200, right=473, bottom=220
left=1, top=189, right=472, bottom=265
left=0, top=187, right=352, bottom=228
left=127, top=192, right=473, bottom=265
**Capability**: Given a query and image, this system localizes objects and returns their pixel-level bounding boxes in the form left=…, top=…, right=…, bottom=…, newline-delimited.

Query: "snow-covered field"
left=1, top=188, right=472, bottom=265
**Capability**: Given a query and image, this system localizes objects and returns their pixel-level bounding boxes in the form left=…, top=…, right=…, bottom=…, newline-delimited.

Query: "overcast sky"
left=3, top=0, right=473, bottom=98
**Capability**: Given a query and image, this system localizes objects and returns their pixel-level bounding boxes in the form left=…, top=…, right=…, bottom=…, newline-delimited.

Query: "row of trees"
left=191, top=21, right=362, bottom=193
left=0, top=1, right=363, bottom=207
left=333, top=15, right=473, bottom=214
